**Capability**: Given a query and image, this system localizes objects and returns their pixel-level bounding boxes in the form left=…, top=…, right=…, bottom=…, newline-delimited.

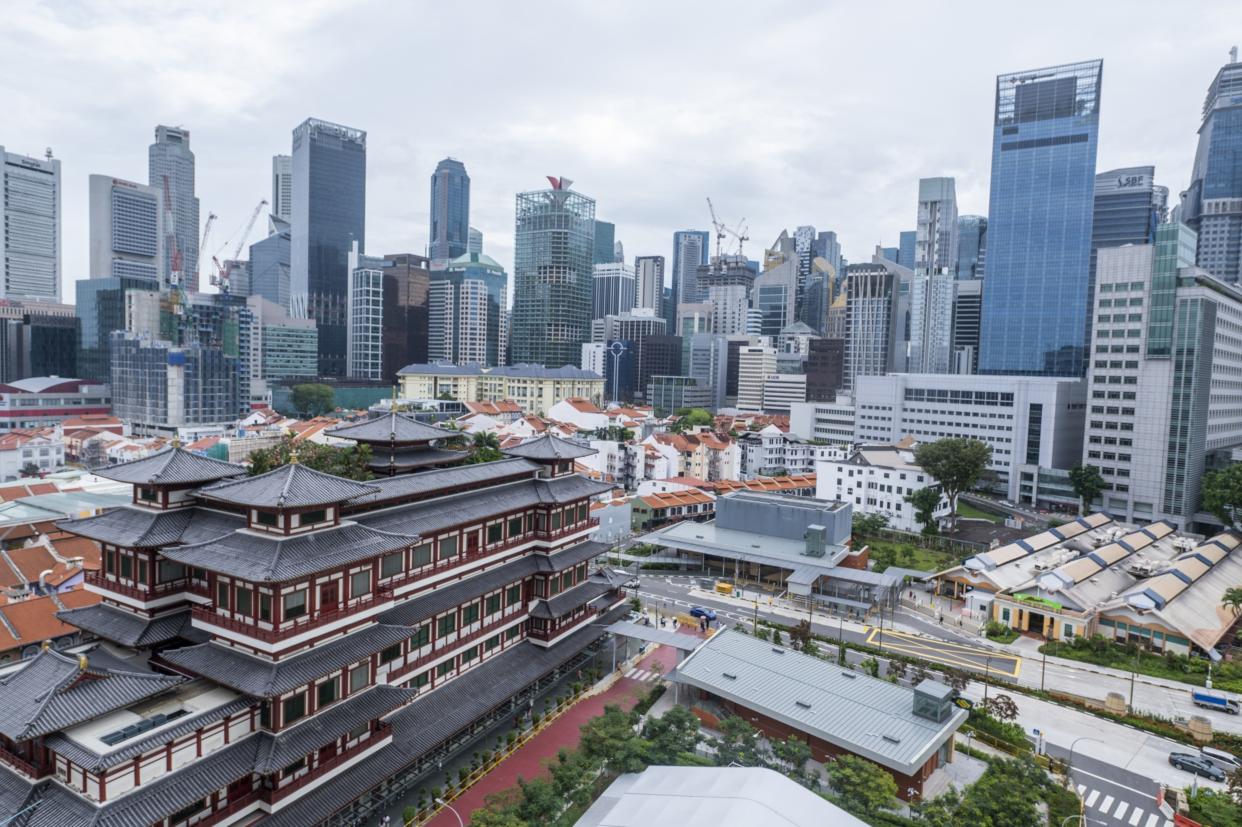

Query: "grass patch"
left=867, top=539, right=959, bottom=574
left=1040, top=637, right=1242, bottom=693
left=956, top=501, right=1004, bottom=523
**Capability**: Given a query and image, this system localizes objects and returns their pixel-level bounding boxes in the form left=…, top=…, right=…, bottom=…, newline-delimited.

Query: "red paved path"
left=426, top=644, right=679, bottom=826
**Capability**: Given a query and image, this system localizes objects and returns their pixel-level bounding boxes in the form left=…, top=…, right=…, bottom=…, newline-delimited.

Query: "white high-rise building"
left=88, top=174, right=164, bottom=285
left=634, top=255, right=664, bottom=311
left=271, top=154, right=293, bottom=221
left=0, top=147, right=61, bottom=301
left=592, top=262, right=636, bottom=320
left=736, top=345, right=776, bottom=412
left=149, top=126, right=200, bottom=290
left=908, top=177, right=959, bottom=373
left=346, top=242, right=383, bottom=379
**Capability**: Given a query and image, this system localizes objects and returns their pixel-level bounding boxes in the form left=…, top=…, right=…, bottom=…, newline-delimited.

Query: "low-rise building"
left=762, top=373, right=806, bottom=413
left=398, top=363, right=605, bottom=415
left=737, top=424, right=838, bottom=479
left=0, top=378, right=110, bottom=431
left=0, top=428, right=64, bottom=481
left=816, top=443, right=950, bottom=534
left=789, top=397, right=855, bottom=447
left=712, top=474, right=818, bottom=497
left=630, top=488, right=716, bottom=532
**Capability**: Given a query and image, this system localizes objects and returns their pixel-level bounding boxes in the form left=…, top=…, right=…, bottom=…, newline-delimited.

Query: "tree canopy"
left=289, top=383, right=334, bottom=417
left=465, top=431, right=504, bottom=464
left=825, top=755, right=898, bottom=815
left=851, top=512, right=889, bottom=541
left=914, top=438, right=993, bottom=532
left=247, top=436, right=374, bottom=480
left=1204, top=464, right=1242, bottom=528
left=669, top=408, right=714, bottom=434
left=1068, top=464, right=1106, bottom=515
left=906, top=486, right=942, bottom=535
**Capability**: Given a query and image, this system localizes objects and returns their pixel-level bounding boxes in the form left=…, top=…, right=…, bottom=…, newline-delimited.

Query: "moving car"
left=689, top=607, right=717, bottom=622
left=1200, top=746, right=1241, bottom=772
left=1169, top=752, right=1226, bottom=781
left=1191, top=689, right=1241, bottom=714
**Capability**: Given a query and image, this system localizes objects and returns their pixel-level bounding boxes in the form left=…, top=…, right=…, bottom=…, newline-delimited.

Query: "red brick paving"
left=426, top=645, right=679, bottom=826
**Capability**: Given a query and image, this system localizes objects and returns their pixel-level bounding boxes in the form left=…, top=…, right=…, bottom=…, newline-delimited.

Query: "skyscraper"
left=908, top=177, right=959, bottom=373
left=591, top=262, right=636, bottom=320
left=510, top=176, right=595, bottom=367
left=843, top=263, right=897, bottom=391
left=897, top=230, right=917, bottom=270
left=382, top=253, right=432, bottom=382
left=1180, top=50, right=1242, bottom=284
left=0, top=147, right=60, bottom=301
left=346, top=243, right=384, bottom=380
left=956, top=215, right=987, bottom=280
left=951, top=279, right=983, bottom=373
left=429, top=252, right=508, bottom=367
left=1092, top=166, right=1162, bottom=285
left=634, top=255, right=665, bottom=311
left=670, top=230, right=710, bottom=322
left=248, top=215, right=291, bottom=310
left=271, top=154, right=293, bottom=221
left=978, top=59, right=1103, bottom=377
left=88, top=175, right=164, bottom=285
left=467, top=226, right=483, bottom=255
left=593, top=220, right=616, bottom=266
left=429, top=158, right=470, bottom=263
left=148, top=126, right=200, bottom=291
left=290, top=118, right=367, bottom=377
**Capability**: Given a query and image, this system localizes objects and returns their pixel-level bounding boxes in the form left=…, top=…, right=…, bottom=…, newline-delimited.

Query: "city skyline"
left=4, top=3, right=1239, bottom=305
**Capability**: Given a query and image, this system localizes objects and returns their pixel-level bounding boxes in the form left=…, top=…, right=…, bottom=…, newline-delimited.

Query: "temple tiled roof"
left=0, top=649, right=182, bottom=741
left=380, top=557, right=541, bottom=627
left=501, top=434, right=596, bottom=461
left=529, top=575, right=618, bottom=620
left=56, top=605, right=191, bottom=648
left=326, top=411, right=458, bottom=445
left=367, top=447, right=469, bottom=471
left=161, top=522, right=417, bottom=582
left=56, top=506, right=241, bottom=549
left=346, top=458, right=541, bottom=507
left=160, top=624, right=414, bottom=697
left=94, top=447, right=245, bottom=487
left=195, top=463, right=381, bottom=509
left=534, top=540, right=609, bottom=573
left=253, top=685, right=413, bottom=772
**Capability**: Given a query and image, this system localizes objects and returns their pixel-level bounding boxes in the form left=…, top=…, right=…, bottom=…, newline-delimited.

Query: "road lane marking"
left=1128, top=808, right=1143, bottom=825
left=1098, top=795, right=1114, bottom=812
left=1086, top=790, right=1099, bottom=807
left=1077, top=784, right=1086, bottom=794
left=1114, top=801, right=1128, bottom=819
left=1069, top=767, right=1157, bottom=799
left=1144, top=816, right=1158, bottom=827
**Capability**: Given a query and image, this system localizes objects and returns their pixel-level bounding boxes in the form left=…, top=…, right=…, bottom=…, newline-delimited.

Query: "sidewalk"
left=422, top=645, right=678, bottom=826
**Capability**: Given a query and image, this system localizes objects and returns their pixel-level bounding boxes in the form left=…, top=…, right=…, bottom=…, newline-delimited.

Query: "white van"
left=1200, top=746, right=1241, bottom=772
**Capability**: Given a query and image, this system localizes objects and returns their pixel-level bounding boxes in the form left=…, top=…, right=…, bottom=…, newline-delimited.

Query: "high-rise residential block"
left=430, top=158, right=470, bottom=263
left=979, top=60, right=1103, bottom=377
left=843, top=263, right=898, bottom=390
left=290, top=118, right=366, bottom=378
left=510, top=177, right=595, bottom=367
left=592, top=262, right=636, bottom=320
left=1085, top=224, right=1242, bottom=529
left=908, top=177, right=959, bottom=374
left=670, top=230, right=710, bottom=322
left=271, top=154, right=293, bottom=221
left=346, top=242, right=384, bottom=380
left=429, top=252, right=509, bottom=367
left=956, top=215, right=987, bottom=280
left=0, top=146, right=60, bottom=301
left=382, top=253, right=432, bottom=382
left=593, top=220, right=616, bottom=266
left=634, top=255, right=665, bottom=311
left=1180, top=50, right=1242, bottom=284
left=88, top=174, right=164, bottom=285
left=148, top=126, right=200, bottom=290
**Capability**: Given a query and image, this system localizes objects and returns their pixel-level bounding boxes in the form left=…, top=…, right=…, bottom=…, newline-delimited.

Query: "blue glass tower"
left=956, top=215, right=987, bottom=280
left=429, top=158, right=470, bottom=262
left=978, top=60, right=1102, bottom=377
left=897, top=231, right=917, bottom=270
left=669, top=230, right=710, bottom=328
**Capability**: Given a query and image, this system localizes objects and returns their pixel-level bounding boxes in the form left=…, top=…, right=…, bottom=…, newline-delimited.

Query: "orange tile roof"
left=639, top=489, right=716, bottom=509
left=50, top=536, right=101, bottom=570
left=659, top=476, right=713, bottom=489
left=0, top=589, right=101, bottom=653
left=563, top=397, right=603, bottom=413
left=42, top=563, right=82, bottom=587
left=61, top=415, right=124, bottom=429
left=714, top=474, right=817, bottom=494
left=5, top=546, right=58, bottom=584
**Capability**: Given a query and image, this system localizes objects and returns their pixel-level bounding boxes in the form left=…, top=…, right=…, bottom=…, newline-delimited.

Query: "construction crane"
left=705, top=197, right=727, bottom=263
left=197, top=213, right=217, bottom=290
left=161, top=175, right=185, bottom=311
left=210, top=199, right=268, bottom=292
left=724, top=219, right=750, bottom=259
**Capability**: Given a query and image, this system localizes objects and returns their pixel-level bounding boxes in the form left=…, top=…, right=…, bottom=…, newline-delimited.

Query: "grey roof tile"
left=161, top=522, right=417, bottom=581
left=56, top=506, right=241, bottom=549
left=366, top=447, right=469, bottom=471
left=94, top=447, right=245, bottom=486
left=502, top=434, right=596, bottom=461
left=379, top=558, right=539, bottom=627
left=196, top=463, right=381, bottom=509
left=56, top=605, right=191, bottom=648
left=529, top=575, right=617, bottom=620
left=533, top=540, right=609, bottom=573
left=326, top=412, right=458, bottom=445
left=345, top=458, right=540, bottom=507
left=18, top=780, right=96, bottom=827
left=160, top=624, right=414, bottom=697
left=253, top=685, right=414, bottom=772
left=0, top=649, right=182, bottom=741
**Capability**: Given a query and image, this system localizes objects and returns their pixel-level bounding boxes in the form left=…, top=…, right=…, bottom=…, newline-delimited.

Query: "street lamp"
left=435, top=798, right=465, bottom=827
left=1067, top=736, right=1102, bottom=773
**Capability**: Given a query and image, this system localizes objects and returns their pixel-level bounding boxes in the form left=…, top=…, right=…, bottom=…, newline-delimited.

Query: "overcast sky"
left=5, top=1, right=1241, bottom=304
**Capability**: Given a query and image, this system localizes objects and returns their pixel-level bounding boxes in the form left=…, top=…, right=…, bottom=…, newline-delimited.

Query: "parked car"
left=1169, top=752, right=1226, bottom=781
left=689, top=607, right=717, bottom=622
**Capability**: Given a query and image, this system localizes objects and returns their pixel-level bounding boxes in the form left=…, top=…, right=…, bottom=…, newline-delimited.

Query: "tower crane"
left=705, top=197, right=727, bottom=263
left=211, top=199, right=268, bottom=292
left=197, top=213, right=217, bottom=290
left=724, top=219, right=750, bottom=259
left=161, top=175, right=185, bottom=311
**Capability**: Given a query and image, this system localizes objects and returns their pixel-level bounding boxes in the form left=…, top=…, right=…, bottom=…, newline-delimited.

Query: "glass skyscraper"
left=509, top=178, right=595, bottom=368
left=978, top=59, right=1103, bottom=377
left=670, top=230, right=710, bottom=329
left=1091, top=166, right=1162, bottom=286
left=956, top=215, right=987, bottom=280
left=148, top=126, right=200, bottom=291
left=429, top=158, right=470, bottom=262
left=1179, top=52, right=1242, bottom=284
left=290, top=118, right=366, bottom=378
left=593, top=220, right=616, bottom=266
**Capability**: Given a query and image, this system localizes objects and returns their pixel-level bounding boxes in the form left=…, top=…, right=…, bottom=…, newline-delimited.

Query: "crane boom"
left=198, top=213, right=216, bottom=288
left=705, top=197, right=726, bottom=263
left=231, top=199, right=269, bottom=262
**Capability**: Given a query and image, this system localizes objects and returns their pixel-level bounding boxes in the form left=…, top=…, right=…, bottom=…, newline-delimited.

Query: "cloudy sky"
left=5, top=1, right=1240, bottom=303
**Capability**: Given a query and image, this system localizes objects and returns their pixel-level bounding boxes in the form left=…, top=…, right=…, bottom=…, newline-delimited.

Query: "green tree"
left=771, top=736, right=815, bottom=787
left=290, top=383, right=335, bottom=416
left=469, top=805, right=529, bottom=827
left=1068, top=463, right=1107, bottom=515
left=466, top=431, right=504, bottom=464
left=825, top=755, right=898, bottom=815
left=547, top=748, right=601, bottom=814
left=852, top=512, right=889, bottom=541
left=641, top=705, right=702, bottom=764
left=246, top=437, right=374, bottom=480
left=578, top=705, right=648, bottom=773
left=954, top=758, right=1049, bottom=827
left=18, top=462, right=42, bottom=478
left=669, top=408, right=713, bottom=434
left=712, top=715, right=763, bottom=767
left=513, top=776, right=562, bottom=824
left=1204, top=464, right=1242, bottom=528
left=982, top=693, right=1019, bottom=722
left=911, top=788, right=962, bottom=826
left=906, top=486, right=943, bottom=535
left=1226, top=588, right=1242, bottom=618
left=914, top=438, right=993, bottom=533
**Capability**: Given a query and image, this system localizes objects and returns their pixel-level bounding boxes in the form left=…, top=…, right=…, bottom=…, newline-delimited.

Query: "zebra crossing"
left=1077, top=784, right=1169, bottom=827
left=623, top=667, right=660, bottom=683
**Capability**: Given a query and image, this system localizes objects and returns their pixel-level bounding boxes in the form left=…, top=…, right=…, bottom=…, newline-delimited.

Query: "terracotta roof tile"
left=50, top=536, right=101, bottom=570
left=6, top=546, right=57, bottom=583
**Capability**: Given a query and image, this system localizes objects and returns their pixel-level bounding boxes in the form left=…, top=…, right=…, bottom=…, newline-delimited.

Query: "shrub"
left=403, top=805, right=418, bottom=825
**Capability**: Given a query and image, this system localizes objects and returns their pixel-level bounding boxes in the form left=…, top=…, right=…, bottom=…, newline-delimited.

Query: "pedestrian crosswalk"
left=1076, top=785, right=1170, bottom=827
left=624, top=667, right=660, bottom=682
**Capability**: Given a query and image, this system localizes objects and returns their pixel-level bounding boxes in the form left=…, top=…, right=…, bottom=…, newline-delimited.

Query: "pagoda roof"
left=367, top=446, right=469, bottom=472
left=93, top=447, right=245, bottom=487
left=56, top=506, right=241, bottom=549
left=346, top=457, right=541, bottom=507
left=501, top=434, right=596, bottom=461
left=529, top=573, right=618, bottom=620
left=0, top=648, right=182, bottom=741
left=381, top=556, right=541, bottom=627
left=195, top=463, right=381, bottom=509
left=253, top=684, right=413, bottom=772
left=325, top=411, right=458, bottom=445
left=160, top=623, right=414, bottom=696
left=56, top=605, right=192, bottom=648
left=161, top=521, right=417, bottom=582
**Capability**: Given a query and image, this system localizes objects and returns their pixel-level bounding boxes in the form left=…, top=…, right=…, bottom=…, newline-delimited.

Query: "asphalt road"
left=1042, top=746, right=1171, bottom=827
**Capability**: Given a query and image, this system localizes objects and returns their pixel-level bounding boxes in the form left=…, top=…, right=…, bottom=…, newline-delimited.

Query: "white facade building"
left=271, top=154, right=293, bottom=221
left=634, top=255, right=664, bottom=312
left=88, top=175, right=164, bottom=285
left=816, top=445, right=950, bottom=533
left=761, top=373, right=806, bottom=413
left=1, top=147, right=61, bottom=301
left=854, top=373, right=1086, bottom=503
left=738, top=424, right=839, bottom=479
left=346, top=243, right=383, bottom=380
left=789, top=398, right=856, bottom=446
left=736, top=345, right=776, bottom=412
left=581, top=342, right=606, bottom=377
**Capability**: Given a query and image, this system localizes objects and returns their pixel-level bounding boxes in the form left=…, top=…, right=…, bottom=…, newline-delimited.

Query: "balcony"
left=192, top=584, right=394, bottom=643
left=0, top=744, right=38, bottom=777
left=386, top=614, right=516, bottom=683
left=528, top=606, right=602, bottom=643
left=537, top=519, right=599, bottom=543
left=265, top=722, right=392, bottom=804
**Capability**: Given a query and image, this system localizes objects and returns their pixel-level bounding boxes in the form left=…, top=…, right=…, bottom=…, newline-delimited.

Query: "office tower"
left=429, top=158, right=470, bottom=263
left=843, top=263, right=897, bottom=390
left=428, top=252, right=509, bottom=367
left=248, top=215, right=292, bottom=309
left=1181, top=50, right=1242, bottom=284
left=148, top=126, right=200, bottom=291
left=75, top=276, right=160, bottom=381
left=956, top=215, right=987, bottom=280
left=346, top=243, right=384, bottom=380
left=951, top=279, right=983, bottom=373
left=1, top=147, right=61, bottom=301
left=581, top=341, right=606, bottom=376
left=897, top=230, right=917, bottom=270
left=685, top=332, right=730, bottom=409
left=382, top=253, right=432, bottom=382
left=1086, top=223, right=1242, bottom=528
left=670, top=230, right=711, bottom=322
left=247, top=295, right=317, bottom=381
left=915, top=178, right=959, bottom=274
left=510, top=176, right=595, bottom=367
left=1093, top=166, right=1161, bottom=258
left=880, top=246, right=900, bottom=264
left=468, top=226, right=483, bottom=255
left=591, top=262, right=636, bottom=320
left=638, top=334, right=682, bottom=401
left=814, top=231, right=842, bottom=276
left=592, top=220, right=616, bottom=267
left=754, top=237, right=798, bottom=337
left=907, top=177, right=959, bottom=373
left=805, top=338, right=845, bottom=402
left=979, top=59, right=1102, bottom=377
left=88, top=175, right=164, bottom=284
left=736, top=345, right=777, bottom=412
left=614, top=240, right=625, bottom=264
left=793, top=224, right=816, bottom=307
left=697, top=257, right=754, bottom=337
left=290, top=118, right=367, bottom=378
left=634, top=255, right=665, bottom=311
left=0, top=311, right=77, bottom=382
left=271, top=154, right=293, bottom=220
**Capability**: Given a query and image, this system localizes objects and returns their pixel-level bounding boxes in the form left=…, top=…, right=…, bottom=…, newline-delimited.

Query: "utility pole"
left=1041, top=645, right=1047, bottom=693
left=1129, top=651, right=1138, bottom=710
